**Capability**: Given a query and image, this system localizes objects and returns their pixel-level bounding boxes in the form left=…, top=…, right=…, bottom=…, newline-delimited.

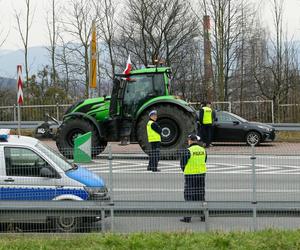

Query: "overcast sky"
left=0, top=0, right=300, bottom=50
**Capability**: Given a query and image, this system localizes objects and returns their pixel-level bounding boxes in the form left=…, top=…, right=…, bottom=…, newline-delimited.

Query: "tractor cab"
left=110, top=67, right=172, bottom=118
left=108, top=67, right=172, bottom=143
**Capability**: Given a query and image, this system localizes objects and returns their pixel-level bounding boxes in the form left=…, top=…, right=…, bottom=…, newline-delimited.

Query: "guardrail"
left=0, top=121, right=46, bottom=129
left=4, top=200, right=300, bottom=232
left=270, top=123, right=300, bottom=131
left=1, top=121, right=300, bottom=131
left=0, top=200, right=113, bottom=232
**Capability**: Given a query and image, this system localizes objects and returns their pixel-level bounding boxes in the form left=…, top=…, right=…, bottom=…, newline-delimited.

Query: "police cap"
left=188, top=134, right=200, bottom=141
left=149, top=110, right=157, bottom=117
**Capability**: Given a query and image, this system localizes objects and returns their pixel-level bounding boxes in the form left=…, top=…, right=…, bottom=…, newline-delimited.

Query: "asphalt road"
left=93, top=154, right=300, bottom=232
left=83, top=154, right=300, bottom=202
left=43, top=140, right=300, bottom=232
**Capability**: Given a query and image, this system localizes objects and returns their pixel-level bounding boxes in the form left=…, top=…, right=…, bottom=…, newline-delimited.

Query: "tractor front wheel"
left=56, top=118, right=107, bottom=159
left=136, top=105, right=195, bottom=158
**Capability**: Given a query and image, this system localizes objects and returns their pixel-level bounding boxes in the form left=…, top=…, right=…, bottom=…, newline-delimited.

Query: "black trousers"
left=183, top=174, right=206, bottom=220
left=202, top=125, right=213, bottom=145
left=184, top=174, right=206, bottom=201
left=148, top=142, right=160, bottom=170
left=197, top=124, right=203, bottom=138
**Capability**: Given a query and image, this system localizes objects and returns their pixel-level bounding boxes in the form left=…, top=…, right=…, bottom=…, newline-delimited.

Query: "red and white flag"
left=123, top=55, right=132, bottom=75
left=17, top=65, right=23, bottom=105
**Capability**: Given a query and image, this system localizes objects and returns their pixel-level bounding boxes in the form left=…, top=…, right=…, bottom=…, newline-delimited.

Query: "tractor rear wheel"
left=56, top=118, right=107, bottom=159
left=136, top=105, right=195, bottom=158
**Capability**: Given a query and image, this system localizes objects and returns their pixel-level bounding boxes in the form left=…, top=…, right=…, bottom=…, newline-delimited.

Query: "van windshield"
left=36, top=142, right=74, bottom=172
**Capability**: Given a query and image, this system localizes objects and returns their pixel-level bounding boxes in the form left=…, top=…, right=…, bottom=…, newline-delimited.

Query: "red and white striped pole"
left=17, top=65, right=23, bottom=136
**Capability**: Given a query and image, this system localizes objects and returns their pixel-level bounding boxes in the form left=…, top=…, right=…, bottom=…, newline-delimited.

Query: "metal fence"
left=0, top=102, right=71, bottom=122
left=1, top=141, right=300, bottom=233
left=3, top=99, right=300, bottom=123
left=278, top=104, right=300, bottom=123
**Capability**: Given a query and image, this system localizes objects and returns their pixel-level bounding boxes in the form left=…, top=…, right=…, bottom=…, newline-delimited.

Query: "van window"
left=36, top=142, right=73, bottom=172
left=4, top=147, right=50, bottom=177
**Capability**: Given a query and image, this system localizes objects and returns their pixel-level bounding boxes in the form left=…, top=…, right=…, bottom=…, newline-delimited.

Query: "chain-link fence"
left=1, top=138, right=300, bottom=233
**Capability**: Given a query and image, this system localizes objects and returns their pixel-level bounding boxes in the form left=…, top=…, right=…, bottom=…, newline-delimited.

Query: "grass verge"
left=276, top=131, right=300, bottom=142
left=1, top=230, right=300, bottom=250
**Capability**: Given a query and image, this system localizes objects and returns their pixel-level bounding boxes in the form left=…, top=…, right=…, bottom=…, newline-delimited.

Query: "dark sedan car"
left=212, top=111, right=275, bottom=145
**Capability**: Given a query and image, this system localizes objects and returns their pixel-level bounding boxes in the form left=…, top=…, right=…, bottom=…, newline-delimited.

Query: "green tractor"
left=56, top=66, right=196, bottom=158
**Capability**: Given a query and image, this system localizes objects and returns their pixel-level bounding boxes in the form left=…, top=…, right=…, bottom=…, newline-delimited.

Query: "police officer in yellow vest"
left=147, top=110, right=162, bottom=172
left=180, top=134, right=207, bottom=223
left=198, top=101, right=215, bottom=148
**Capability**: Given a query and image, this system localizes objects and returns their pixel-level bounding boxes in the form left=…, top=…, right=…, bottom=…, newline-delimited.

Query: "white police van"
left=0, top=129, right=108, bottom=232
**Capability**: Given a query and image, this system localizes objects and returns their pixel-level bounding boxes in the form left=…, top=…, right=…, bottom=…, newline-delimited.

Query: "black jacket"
left=149, top=118, right=162, bottom=135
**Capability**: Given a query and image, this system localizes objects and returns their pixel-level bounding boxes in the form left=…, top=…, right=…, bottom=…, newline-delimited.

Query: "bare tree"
left=197, top=0, right=255, bottom=101
left=0, top=0, right=9, bottom=48
left=62, top=0, right=98, bottom=97
left=46, top=0, right=60, bottom=86
left=55, top=35, right=71, bottom=94
left=15, top=0, right=35, bottom=87
left=96, top=0, right=118, bottom=79
left=116, top=0, right=198, bottom=67
left=0, top=28, right=8, bottom=49
left=112, top=0, right=200, bottom=100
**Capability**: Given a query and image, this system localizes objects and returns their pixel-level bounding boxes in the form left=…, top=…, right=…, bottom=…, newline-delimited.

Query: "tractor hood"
left=65, top=97, right=110, bottom=114
left=64, top=96, right=111, bottom=122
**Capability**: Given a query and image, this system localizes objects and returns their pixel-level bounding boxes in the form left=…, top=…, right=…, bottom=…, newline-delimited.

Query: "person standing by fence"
left=198, top=101, right=215, bottom=148
left=180, top=134, right=207, bottom=223
left=147, top=110, right=162, bottom=172
left=196, top=101, right=206, bottom=140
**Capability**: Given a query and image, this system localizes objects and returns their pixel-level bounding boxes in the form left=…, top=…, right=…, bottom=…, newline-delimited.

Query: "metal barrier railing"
left=0, top=103, right=71, bottom=122
left=3, top=100, right=300, bottom=123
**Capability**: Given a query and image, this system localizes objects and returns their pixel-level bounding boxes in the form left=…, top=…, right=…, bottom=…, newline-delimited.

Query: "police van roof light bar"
left=0, top=129, right=10, bottom=141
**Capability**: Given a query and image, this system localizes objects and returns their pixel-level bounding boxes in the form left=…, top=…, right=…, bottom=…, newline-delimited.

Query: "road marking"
left=85, top=162, right=300, bottom=174
left=82, top=156, right=300, bottom=175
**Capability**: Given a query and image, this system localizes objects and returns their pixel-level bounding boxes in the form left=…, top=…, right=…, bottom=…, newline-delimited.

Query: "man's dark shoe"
left=152, top=169, right=161, bottom=172
left=180, top=217, right=191, bottom=223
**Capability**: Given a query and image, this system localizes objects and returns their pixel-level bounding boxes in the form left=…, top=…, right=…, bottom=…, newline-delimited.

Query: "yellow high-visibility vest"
left=184, top=145, right=207, bottom=175
left=202, top=107, right=213, bottom=125
left=147, top=120, right=161, bottom=142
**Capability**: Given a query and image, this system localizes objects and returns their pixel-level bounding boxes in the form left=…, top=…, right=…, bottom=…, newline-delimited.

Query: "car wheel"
left=54, top=216, right=81, bottom=233
left=246, top=131, right=261, bottom=146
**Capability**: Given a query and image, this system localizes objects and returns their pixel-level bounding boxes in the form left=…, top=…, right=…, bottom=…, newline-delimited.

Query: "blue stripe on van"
left=0, top=187, right=88, bottom=200
left=66, top=166, right=105, bottom=187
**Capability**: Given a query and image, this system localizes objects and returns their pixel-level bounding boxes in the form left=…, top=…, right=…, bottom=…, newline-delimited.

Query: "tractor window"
left=153, top=74, right=166, bottom=95
left=123, top=74, right=165, bottom=115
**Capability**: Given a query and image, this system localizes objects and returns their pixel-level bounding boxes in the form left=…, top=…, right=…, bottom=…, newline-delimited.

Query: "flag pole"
left=89, top=20, right=97, bottom=98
